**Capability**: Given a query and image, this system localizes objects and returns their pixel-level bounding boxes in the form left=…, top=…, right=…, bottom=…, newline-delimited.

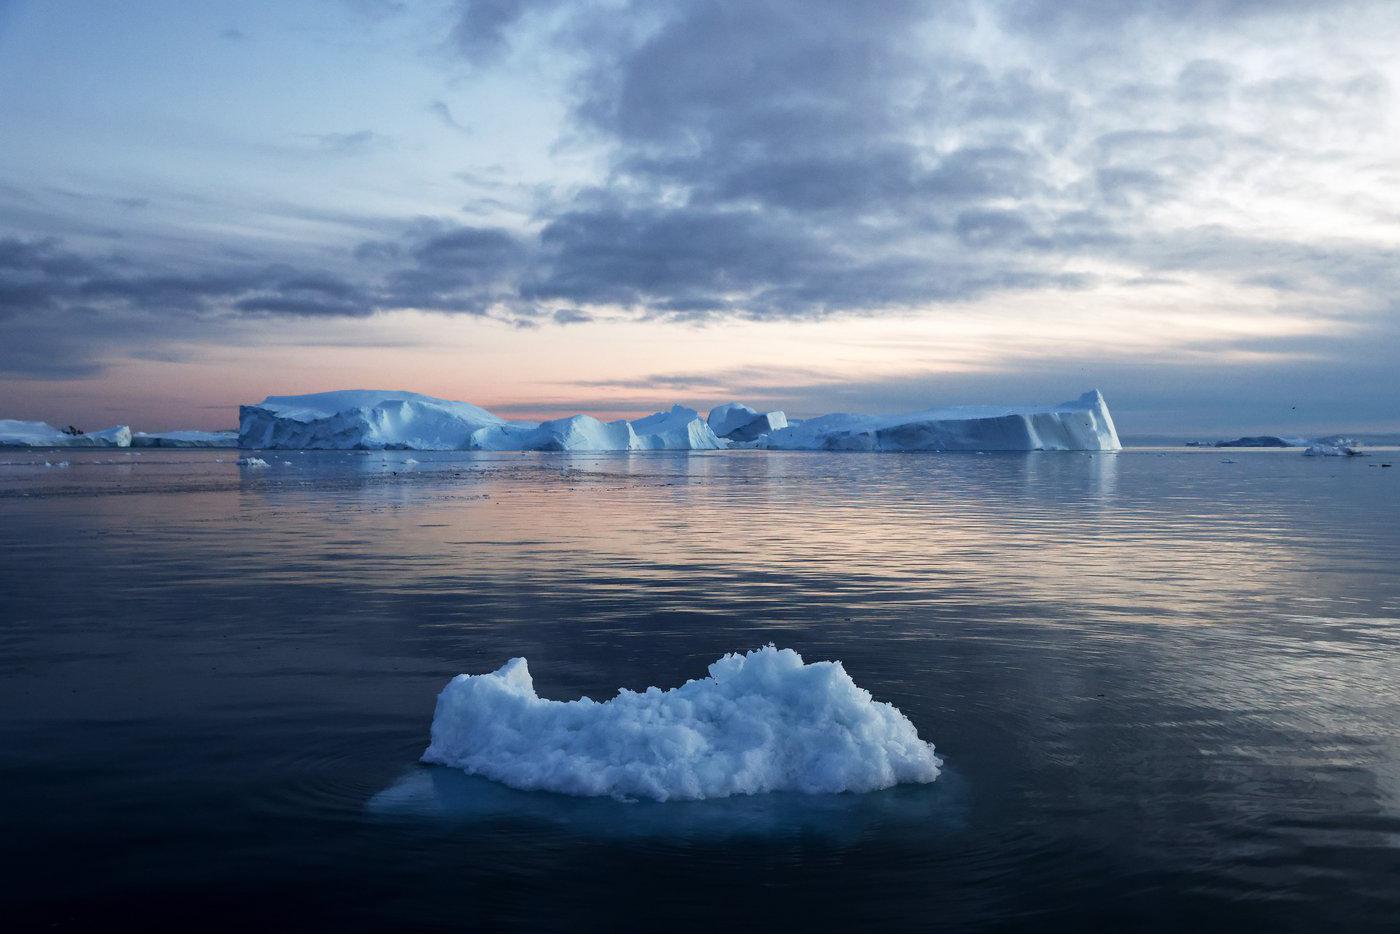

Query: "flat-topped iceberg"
left=761, top=390, right=1120, bottom=452
left=131, top=429, right=239, bottom=448
left=0, top=420, right=131, bottom=448
left=422, top=646, right=942, bottom=802
left=236, top=388, right=1120, bottom=451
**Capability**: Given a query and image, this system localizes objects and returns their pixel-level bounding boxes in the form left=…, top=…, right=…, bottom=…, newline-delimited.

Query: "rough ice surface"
left=239, top=391, right=722, bottom=452
left=707, top=402, right=761, bottom=438
left=707, top=403, right=790, bottom=442
left=240, top=390, right=509, bottom=450
left=236, top=388, right=1120, bottom=452
left=235, top=456, right=270, bottom=467
left=761, top=390, right=1121, bottom=452
left=131, top=429, right=239, bottom=448
left=421, top=646, right=942, bottom=802
left=0, top=420, right=131, bottom=448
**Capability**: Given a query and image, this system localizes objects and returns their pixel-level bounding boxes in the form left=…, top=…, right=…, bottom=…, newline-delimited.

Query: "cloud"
left=3, top=0, right=1398, bottom=408
left=302, top=130, right=389, bottom=155
left=428, top=99, right=471, bottom=133
left=0, top=237, right=376, bottom=375
left=447, top=0, right=570, bottom=63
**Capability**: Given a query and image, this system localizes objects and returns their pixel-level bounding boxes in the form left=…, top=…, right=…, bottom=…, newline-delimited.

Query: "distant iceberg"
left=761, top=390, right=1120, bottom=452
left=237, top=388, right=1121, bottom=451
left=422, top=646, right=941, bottom=802
left=0, top=420, right=131, bottom=448
left=1303, top=437, right=1363, bottom=457
left=131, top=429, right=239, bottom=448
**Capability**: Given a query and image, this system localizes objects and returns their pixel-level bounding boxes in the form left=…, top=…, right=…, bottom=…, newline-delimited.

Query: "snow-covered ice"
left=421, top=645, right=942, bottom=802
left=235, top=456, right=270, bottom=468
left=131, top=429, right=239, bottom=448
left=0, top=420, right=132, bottom=448
left=240, top=390, right=509, bottom=450
left=236, top=388, right=1121, bottom=452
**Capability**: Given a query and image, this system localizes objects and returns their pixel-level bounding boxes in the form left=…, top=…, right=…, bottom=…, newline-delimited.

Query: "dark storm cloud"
left=0, top=237, right=378, bottom=375
left=448, top=0, right=568, bottom=62
left=429, top=0, right=1387, bottom=321
left=379, top=222, right=531, bottom=313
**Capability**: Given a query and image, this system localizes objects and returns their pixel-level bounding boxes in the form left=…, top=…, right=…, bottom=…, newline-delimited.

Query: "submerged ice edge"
left=421, top=645, right=942, bottom=803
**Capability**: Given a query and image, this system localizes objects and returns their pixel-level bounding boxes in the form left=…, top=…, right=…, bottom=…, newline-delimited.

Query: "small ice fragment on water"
left=1303, top=439, right=1363, bottom=457
left=404, top=458, right=419, bottom=465
left=422, top=645, right=942, bottom=802
left=236, top=456, right=270, bottom=468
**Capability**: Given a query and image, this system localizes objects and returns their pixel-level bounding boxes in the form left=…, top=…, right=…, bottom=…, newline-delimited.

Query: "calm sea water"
left=2, top=447, right=1398, bottom=932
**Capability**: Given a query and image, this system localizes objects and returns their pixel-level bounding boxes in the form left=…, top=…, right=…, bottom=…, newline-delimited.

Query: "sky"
left=1, top=0, right=1397, bottom=436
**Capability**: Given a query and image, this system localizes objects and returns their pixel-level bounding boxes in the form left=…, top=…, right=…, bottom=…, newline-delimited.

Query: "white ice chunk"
left=422, top=646, right=941, bottom=802
left=1303, top=438, right=1363, bottom=456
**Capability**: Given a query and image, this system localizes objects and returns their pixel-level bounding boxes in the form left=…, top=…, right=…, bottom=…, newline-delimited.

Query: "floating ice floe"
left=422, top=645, right=941, bottom=802
left=0, top=420, right=131, bottom=448
left=236, top=388, right=1121, bottom=451
left=235, top=456, right=270, bottom=468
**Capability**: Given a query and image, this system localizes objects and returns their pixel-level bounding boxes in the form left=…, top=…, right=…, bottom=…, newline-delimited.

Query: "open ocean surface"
left=2, top=447, right=1399, bottom=932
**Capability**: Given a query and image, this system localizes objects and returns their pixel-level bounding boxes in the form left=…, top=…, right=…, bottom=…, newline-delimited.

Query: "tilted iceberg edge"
left=237, top=388, right=1122, bottom=451
left=422, top=646, right=942, bottom=801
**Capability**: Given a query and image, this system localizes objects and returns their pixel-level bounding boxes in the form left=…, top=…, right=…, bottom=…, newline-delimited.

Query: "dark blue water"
left=2, top=448, right=1398, bottom=931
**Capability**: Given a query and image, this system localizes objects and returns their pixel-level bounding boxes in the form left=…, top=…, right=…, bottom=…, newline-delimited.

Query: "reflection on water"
left=1, top=448, right=1399, bottom=931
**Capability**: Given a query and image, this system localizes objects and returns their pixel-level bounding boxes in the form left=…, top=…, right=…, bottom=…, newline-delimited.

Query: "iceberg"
left=629, top=404, right=726, bottom=450
left=235, top=388, right=1120, bottom=452
left=239, top=390, right=508, bottom=450
left=707, top=403, right=790, bottom=442
left=760, top=390, right=1121, bottom=452
left=0, top=420, right=131, bottom=448
left=422, top=645, right=941, bottom=802
left=238, top=391, right=723, bottom=451
left=131, top=429, right=239, bottom=448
